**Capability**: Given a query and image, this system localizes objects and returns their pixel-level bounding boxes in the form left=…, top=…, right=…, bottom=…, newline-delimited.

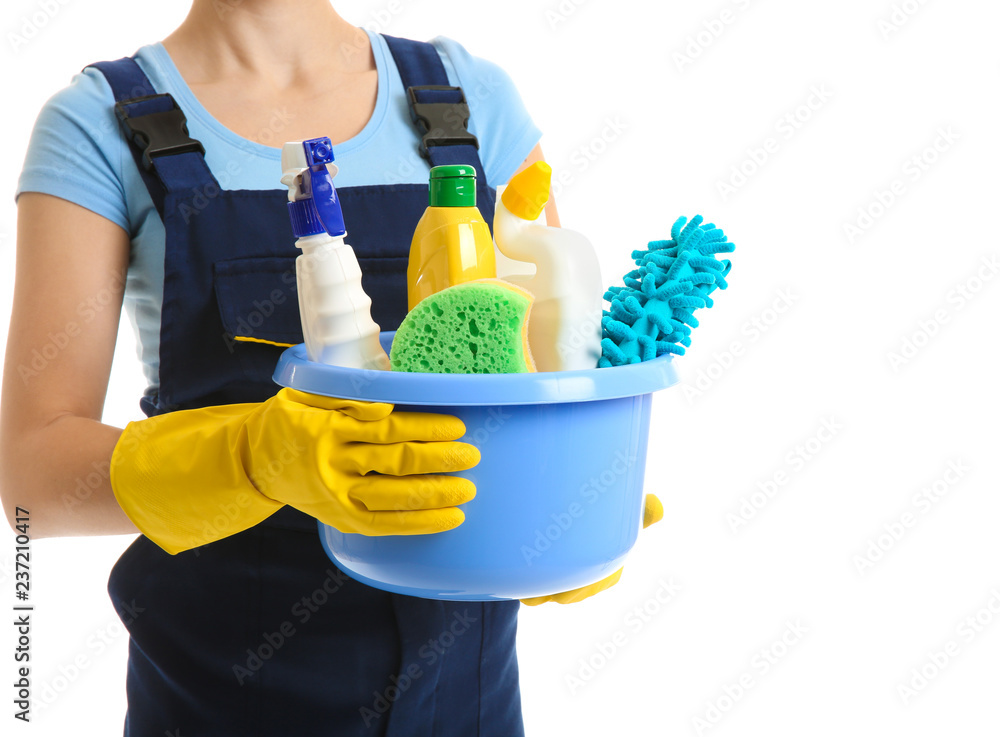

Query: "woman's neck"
left=163, top=0, right=370, bottom=86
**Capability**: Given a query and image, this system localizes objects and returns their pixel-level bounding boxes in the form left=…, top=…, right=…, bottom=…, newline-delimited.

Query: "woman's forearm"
left=0, top=413, right=137, bottom=538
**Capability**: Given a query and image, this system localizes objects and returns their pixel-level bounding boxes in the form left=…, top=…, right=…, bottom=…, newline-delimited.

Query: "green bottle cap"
left=429, top=165, right=477, bottom=207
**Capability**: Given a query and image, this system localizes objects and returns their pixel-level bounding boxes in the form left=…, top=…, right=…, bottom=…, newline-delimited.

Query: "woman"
left=1, top=2, right=624, bottom=735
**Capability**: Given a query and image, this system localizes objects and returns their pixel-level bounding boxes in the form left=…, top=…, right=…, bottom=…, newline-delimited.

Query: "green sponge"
left=390, top=278, right=536, bottom=374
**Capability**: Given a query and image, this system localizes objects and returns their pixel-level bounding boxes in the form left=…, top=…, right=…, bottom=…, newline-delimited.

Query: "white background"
left=2, top=0, right=999, bottom=735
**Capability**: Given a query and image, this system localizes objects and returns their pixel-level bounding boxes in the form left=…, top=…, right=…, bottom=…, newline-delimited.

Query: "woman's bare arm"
left=0, top=192, right=138, bottom=538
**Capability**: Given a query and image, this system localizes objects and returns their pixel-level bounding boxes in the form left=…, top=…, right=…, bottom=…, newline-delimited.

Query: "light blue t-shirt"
left=16, top=29, right=541, bottom=395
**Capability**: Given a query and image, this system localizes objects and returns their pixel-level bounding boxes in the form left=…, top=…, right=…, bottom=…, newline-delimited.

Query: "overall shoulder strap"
left=381, top=34, right=491, bottom=186
left=88, top=57, right=218, bottom=220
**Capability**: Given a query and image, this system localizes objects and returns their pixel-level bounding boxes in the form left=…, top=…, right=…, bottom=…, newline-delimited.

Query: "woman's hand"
left=109, top=387, right=481, bottom=554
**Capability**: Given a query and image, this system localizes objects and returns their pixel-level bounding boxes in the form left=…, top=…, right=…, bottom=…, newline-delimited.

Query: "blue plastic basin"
left=273, top=332, right=678, bottom=601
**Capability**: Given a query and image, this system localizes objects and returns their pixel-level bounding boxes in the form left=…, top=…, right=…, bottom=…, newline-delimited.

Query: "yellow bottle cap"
left=501, top=161, right=552, bottom=221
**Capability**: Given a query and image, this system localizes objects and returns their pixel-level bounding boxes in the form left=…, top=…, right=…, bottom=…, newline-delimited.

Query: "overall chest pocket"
left=213, top=256, right=303, bottom=384
left=212, top=244, right=415, bottom=386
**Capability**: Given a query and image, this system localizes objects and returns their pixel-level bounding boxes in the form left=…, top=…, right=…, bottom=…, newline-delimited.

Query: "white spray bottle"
left=494, top=162, right=603, bottom=371
left=281, top=137, right=390, bottom=371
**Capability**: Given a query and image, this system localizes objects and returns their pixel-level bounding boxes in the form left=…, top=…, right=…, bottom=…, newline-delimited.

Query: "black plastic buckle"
left=114, top=93, right=206, bottom=171
left=406, top=85, right=479, bottom=159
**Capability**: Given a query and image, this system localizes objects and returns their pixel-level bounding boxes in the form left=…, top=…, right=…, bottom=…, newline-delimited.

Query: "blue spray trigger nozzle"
left=301, top=136, right=346, bottom=238
left=303, top=137, right=334, bottom=167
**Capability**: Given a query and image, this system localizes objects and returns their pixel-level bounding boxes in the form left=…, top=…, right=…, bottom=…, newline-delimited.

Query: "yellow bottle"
left=407, top=165, right=497, bottom=311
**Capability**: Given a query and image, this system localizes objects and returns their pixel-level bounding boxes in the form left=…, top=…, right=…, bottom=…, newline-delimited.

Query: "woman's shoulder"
left=15, top=56, right=142, bottom=231
left=36, top=44, right=161, bottom=134
left=429, top=36, right=518, bottom=97
left=39, top=64, right=117, bottom=130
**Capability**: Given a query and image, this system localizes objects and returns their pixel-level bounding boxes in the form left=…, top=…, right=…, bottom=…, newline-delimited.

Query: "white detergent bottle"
left=281, top=137, right=390, bottom=371
left=494, top=162, right=603, bottom=371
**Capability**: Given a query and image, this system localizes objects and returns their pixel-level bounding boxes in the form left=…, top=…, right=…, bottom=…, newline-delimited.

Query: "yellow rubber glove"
left=520, top=493, right=663, bottom=606
left=110, top=387, right=480, bottom=554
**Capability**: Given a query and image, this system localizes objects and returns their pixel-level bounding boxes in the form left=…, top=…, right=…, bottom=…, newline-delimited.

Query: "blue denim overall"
left=90, top=35, right=523, bottom=737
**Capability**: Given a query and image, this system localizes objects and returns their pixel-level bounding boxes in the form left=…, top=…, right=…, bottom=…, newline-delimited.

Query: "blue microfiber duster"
left=599, top=215, right=734, bottom=367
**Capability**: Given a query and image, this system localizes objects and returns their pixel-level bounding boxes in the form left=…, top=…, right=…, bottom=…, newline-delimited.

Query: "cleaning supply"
left=390, top=279, right=536, bottom=374
left=494, top=162, right=604, bottom=372
left=275, top=327, right=679, bottom=600
left=407, top=165, right=497, bottom=311
left=109, top=388, right=482, bottom=554
left=281, top=137, right=390, bottom=370
left=600, top=215, right=734, bottom=367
